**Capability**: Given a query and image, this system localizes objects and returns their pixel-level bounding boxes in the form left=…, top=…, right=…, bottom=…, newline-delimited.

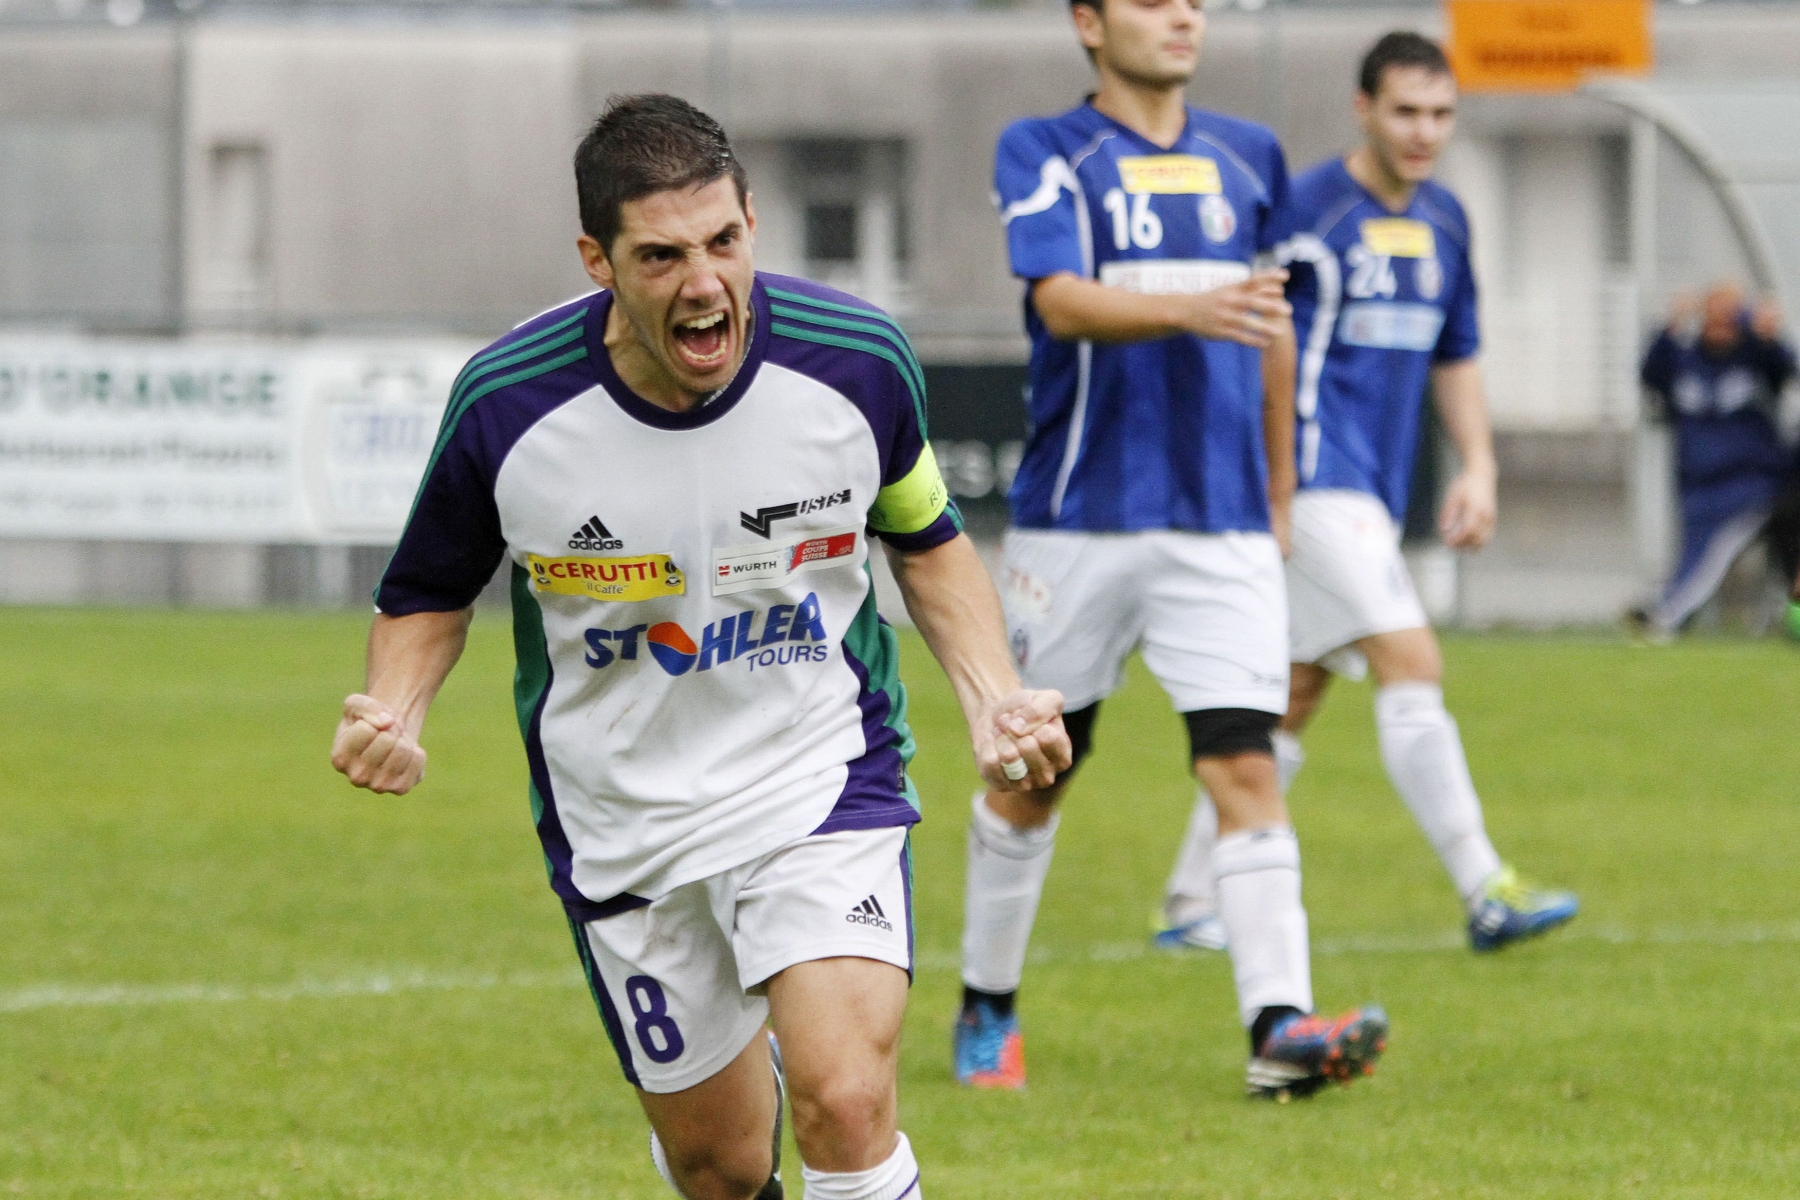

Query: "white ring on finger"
left=1003, top=758, right=1028, bottom=782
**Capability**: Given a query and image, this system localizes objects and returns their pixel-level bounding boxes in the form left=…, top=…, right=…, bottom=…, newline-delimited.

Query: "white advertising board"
left=0, top=337, right=481, bottom=543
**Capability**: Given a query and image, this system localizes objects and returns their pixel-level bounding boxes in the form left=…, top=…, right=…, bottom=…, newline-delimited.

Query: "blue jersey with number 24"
left=1278, top=158, right=1480, bottom=522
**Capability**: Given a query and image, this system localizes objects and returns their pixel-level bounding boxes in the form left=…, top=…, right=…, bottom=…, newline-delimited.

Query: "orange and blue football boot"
left=953, top=999, right=1025, bottom=1090
left=1246, top=1005, right=1388, bottom=1101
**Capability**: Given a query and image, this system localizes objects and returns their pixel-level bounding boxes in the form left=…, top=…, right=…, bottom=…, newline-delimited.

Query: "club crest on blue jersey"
left=585, top=593, right=830, bottom=677
left=1415, top=257, right=1443, bottom=301
left=1200, top=194, right=1237, bottom=244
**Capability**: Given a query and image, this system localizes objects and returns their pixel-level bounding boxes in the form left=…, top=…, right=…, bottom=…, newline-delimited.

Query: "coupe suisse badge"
left=713, top=526, right=861, bottom=597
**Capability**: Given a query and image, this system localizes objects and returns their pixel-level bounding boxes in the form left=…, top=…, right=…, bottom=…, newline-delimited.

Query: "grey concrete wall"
left=6, top=5, right=1800, bottom=622
left=0, top=28, right=177, bottom=327
left=183, top=23, right=591, bottom=331
left=6, top=6, right=1799, bottom=341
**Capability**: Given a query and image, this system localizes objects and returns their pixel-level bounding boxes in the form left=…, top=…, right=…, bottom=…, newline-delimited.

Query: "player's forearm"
left=885, top=536, right=1021, bottom=725
left=1430, top=358, right=1497, bottom=478
left=1031, top=274, right=1192, bottom=343
left=364, top=608, right=474, bottom=735
left=1261, top=317, right=1298, bottom=507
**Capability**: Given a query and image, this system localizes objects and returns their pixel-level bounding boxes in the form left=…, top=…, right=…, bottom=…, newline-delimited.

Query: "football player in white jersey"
left=1159, top=33, right=1577, bottom=956
left=959, top=0, right=1388, bottom=1100
left=330, top=95, right=1070, bottom=1200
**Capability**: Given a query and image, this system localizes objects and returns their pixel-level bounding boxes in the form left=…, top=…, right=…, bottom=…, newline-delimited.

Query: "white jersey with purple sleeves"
left=1277, top=159, right=1480, bottom=521
left=995, top=102, right=1291, bottom=534
left=377, top=274, right=960, bottom=916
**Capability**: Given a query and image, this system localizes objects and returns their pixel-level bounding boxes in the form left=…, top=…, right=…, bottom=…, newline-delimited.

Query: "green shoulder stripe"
left=769, top=320, right=928, bottom=437
left=423, top=332, right=587, bottom=482
left=766, top=285, right=908, bottom=339
left=767, top=302, right=926, bottom=402
left=395, top=344, right=589, bottom=541
left=439, top=307, right=588, bottom=437
left=764, top=287, right=924, bottom=379
left=439, top=321, right=587, bottom=438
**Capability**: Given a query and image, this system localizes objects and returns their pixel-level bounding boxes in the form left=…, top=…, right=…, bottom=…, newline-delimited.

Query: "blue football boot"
left=954, top=998, right=1025, bottom=1089
left=1468, top=866, right=1579, bottom=952
left=1150, top=908, right=1228, bottom=952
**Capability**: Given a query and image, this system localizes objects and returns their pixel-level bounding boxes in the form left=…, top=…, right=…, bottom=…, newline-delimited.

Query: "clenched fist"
left=330, top=694, right=427, bottom=795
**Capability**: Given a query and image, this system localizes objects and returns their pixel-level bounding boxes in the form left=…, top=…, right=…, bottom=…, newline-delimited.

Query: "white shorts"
left=1002, top=528, right=1289, bottom=716
left=1286, top=489, right=1428, bottom=678
left=570, top=825, right=912, bottom=1094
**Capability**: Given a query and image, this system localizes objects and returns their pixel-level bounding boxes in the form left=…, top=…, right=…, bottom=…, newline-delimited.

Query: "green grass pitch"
left=3, top=606, right=1798, bottom=1198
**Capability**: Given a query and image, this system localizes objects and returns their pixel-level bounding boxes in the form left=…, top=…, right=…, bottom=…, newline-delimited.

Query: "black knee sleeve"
left=1182, top=707, right=1278, bottom=761
left=1061, top=702, right=1100, bottom=772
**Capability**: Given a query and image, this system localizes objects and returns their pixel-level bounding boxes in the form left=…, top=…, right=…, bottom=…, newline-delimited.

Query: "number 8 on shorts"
left=625, top=975, right=687, bottom=1064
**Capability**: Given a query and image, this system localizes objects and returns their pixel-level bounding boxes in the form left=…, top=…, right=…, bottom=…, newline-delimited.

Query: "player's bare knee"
left=1188, top=709, right=1285, bottom=832
left=1284, top=667, right=1328, bottom=731
left=663, top=1137, right=773, bottom=1200
left=787, top=1071, right=894, bottom=1164
left=1365, top=628, right=1443, bottom=687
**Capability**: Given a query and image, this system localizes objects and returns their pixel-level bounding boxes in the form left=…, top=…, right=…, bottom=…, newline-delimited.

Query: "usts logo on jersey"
left=585, top=592, right=831, bottom=676
left=740, top=489, right=852, bottom=538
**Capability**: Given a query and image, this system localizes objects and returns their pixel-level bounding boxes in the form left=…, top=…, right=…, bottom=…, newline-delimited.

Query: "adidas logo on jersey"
left=846, top=894, right=893, bottom=932
left=568, top=515, right=623, bottom=552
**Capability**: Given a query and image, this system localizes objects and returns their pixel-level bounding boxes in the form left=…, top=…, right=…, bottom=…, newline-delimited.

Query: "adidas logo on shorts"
left=568, top=515, right=623, bottom=552
left=846, top=895, right=893, bottom=932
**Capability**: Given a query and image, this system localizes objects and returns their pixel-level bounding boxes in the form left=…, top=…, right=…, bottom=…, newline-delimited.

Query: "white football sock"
left=1162, top=787, right=1218, bottom=925
left=801, top=1132, right=921, bottom=1200
left=1273, top=729, right=1305, bottom=794
left=1375, top=683, right=1504, bottom=911
left=1164, top=734, right=1306, bottom=925
left=1213, top=827, right=1313, bottom=1027
left=648, top=1130, right=683, bottom=1197
left=960, top=791, right=1058, bottom=994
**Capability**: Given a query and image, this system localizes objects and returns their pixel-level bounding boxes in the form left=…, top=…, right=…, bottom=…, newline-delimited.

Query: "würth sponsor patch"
left=712, top=525, right=860, bottom=596
left=528, top=553, right=685, bottom=600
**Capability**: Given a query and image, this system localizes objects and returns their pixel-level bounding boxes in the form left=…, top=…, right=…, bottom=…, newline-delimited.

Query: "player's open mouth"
left=671, top=310, right=732, bottom=371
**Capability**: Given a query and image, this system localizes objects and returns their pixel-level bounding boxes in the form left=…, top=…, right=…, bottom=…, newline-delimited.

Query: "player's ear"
left=743, top=191, right=758, bottom=242
left=1352, top=88, right=1374, bottom=131
left=578, top=234, right=615, bottom=289
left=1071, top=0, right=1105, bottom=55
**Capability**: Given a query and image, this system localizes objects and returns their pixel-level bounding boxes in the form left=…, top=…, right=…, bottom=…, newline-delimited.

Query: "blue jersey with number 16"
left=1278, top=158, right=1480, bottom=522
left=996, top=102, right=1290, bottom=534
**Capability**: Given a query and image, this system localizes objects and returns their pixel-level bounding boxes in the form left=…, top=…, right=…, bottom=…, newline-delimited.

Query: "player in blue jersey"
left=1636, top=284, right=1797, bottom=637
left=1158, top=32, right=1578, bottom=956
left=957, top=0, right=1388, bottom=1100
left=330, top=96, right=1072, bottom=1200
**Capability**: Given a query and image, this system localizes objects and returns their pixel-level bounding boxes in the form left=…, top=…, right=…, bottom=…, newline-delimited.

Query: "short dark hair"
left=1358, top=32, right=1452, bottom=98
left=573, top=93, right=749, bottom=253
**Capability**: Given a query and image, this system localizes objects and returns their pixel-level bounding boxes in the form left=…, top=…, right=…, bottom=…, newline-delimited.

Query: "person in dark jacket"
left=1639, top=284, right=1796, bottom=635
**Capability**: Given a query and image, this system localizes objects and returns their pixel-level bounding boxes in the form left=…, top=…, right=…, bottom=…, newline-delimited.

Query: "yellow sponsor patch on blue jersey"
left=1117, top=155, right=1222, bottom=195
left=1359, top=218, right=1435, bottom=258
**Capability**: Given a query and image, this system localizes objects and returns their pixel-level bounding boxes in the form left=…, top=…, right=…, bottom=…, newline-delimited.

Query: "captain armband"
left=868, top=442, right=952, bottom=536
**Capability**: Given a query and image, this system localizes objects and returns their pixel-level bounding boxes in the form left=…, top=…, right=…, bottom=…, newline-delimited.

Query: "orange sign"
left=1445, top=0, right=1653, bottom=93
